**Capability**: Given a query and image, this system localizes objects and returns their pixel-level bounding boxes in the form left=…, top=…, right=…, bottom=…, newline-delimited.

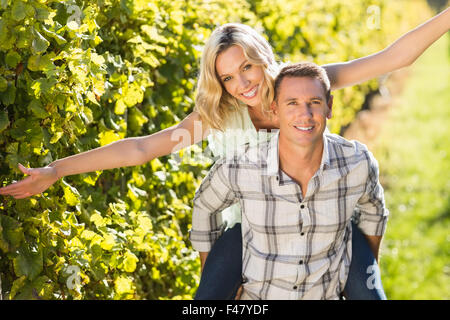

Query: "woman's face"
left=215, top=45, right=265, bottom=108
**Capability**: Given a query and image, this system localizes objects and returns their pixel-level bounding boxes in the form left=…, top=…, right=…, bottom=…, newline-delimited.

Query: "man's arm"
left=190, top=159, right=238, bottom=259
left=355, top=147, right=389, bottom=260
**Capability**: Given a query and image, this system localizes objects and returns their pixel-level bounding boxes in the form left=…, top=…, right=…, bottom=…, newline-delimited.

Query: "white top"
left=207, top=106, right=276, bottom=229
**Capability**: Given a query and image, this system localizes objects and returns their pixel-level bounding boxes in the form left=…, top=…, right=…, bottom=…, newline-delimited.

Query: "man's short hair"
left=274, top=62, right=331, bottom=102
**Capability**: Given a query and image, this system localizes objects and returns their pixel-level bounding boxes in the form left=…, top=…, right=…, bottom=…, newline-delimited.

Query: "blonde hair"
left=195, top=23, right=280, bottom=131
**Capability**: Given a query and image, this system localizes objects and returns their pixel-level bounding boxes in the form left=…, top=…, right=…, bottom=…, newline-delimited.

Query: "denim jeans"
left=194, top=222, right=387, bottom=300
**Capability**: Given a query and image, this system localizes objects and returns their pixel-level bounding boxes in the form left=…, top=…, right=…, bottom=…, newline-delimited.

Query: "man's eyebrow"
left=219, top=60, right=249, bottom=78
left=282, top=96, right=324, bottom=102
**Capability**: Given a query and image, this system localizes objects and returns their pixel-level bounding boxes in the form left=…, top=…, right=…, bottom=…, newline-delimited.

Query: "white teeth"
left=242, top=87, right=257, bottom=98
left=295, top=126, right=313, bottom=131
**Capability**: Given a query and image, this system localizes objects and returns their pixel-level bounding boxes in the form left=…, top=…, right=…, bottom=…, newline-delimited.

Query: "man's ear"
left=326, top=95, right=333, bottom=119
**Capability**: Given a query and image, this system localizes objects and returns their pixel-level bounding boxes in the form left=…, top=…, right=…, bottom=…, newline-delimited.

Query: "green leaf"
left=0, top=110, right=9, bottom=133
left=11, top=1, right=26, bottom=21
left=27, top=54, right=52, bottom=72
left=5, top=142, right=18, bottom=154
left=16, top=26, right=33, bottom=49
left=41, top=25, right=67, bottom=45
left=91, top=52, right=105, bottom=65
left=137, top=215, right=152, bottom=232
left=61, top=180, right=81, bottom=206
left=29, top=99, right=48, bottom=119
left=13, top=245, right=43, bottom=281
left=32, top=30, right=50, bottom=55
left=0, top=82, right=16, bottom=105
left=114, top=276, right=134, bottom=296
left=50, top=131, right=63, bottom=144
left=141, top=25, right=169, bottom=44
left=0, top=76, right=7, bottom=92
left=30, top=77, right=57, bottom=98
left=90, top=212, right=106, bottom=227
left=5, top=51, right=21, bottom=68
left=86, top=91, right=100, bottom=106
left=98, top=129, right=120, bottom=146
left=128, top=107, right=149, bottom=132
left=123, top=83, right=144, bottom=107
left=0, top=19, right=14, bottom=51
left=100, top=234, right=115, bottom=251
left=35, top=7, right=52, bottom=22
left=123, top=250, right=139, bottom=273
left=114, top=98, right=127, bottom=115
left=9, top=275, right=27, bottom=299
left=0, top=215, right=24, bottom=253
left=109, top=201, right=127, bottom=216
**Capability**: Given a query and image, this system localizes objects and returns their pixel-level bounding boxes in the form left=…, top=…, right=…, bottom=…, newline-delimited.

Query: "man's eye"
left=311, top=100, right=321, bottom=105
left=288, top=101, right=297, bottom=105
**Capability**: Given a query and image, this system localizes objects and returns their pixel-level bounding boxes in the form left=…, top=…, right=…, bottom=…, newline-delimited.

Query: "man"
left=190, top=62, right=389, bottom=299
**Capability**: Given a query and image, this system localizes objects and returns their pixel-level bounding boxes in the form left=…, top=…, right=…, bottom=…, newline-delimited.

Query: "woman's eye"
left=243, top=64, right=252, bottom=71
left=223, top=76, right=232, bottom=82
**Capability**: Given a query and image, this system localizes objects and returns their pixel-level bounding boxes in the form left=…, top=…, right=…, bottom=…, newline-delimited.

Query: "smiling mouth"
left=294, top=125, right=314, bottom=132
left=241, top=86, right=258, bottom=99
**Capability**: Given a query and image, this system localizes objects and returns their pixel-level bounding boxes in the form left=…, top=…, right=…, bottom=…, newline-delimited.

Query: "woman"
left=1, top=8, right=449, bottom=300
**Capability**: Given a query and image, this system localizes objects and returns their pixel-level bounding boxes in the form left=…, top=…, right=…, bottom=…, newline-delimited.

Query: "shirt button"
left=300, top=204, right=305, bottom=209
left=300, top=232, right=305, bottom=236
left=299, top=260, right=304, bottom=265
left=293, top=286, right=298, bottom=290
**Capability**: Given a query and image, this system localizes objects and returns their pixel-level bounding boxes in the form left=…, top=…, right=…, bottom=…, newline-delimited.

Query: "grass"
left=375, top=33, right=450, bottom=299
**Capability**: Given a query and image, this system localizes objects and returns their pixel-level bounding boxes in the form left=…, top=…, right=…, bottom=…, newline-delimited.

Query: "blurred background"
left=0, top=0, right=448, bottom=299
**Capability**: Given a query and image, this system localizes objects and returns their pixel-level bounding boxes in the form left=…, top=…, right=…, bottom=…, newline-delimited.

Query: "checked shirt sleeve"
left=190, top=160, right=238, bottom=252
left=355, top=149, right=390, bottom=236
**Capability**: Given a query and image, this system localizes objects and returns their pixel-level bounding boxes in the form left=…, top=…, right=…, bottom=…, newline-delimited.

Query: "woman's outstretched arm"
left=324, top=7, right=450, bottom=90
left=0, top=111, right=208, bottom=199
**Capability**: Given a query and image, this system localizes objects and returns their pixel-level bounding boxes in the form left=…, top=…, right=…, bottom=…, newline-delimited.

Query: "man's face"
left=272, top=76, right=332, bottom=149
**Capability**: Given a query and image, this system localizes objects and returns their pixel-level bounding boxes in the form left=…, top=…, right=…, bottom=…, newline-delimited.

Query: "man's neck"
left=278, top=134, right=324, bottom=197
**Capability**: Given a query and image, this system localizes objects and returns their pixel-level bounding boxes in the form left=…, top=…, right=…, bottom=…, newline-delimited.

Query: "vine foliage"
left=0, top=0, right=424, bottom=299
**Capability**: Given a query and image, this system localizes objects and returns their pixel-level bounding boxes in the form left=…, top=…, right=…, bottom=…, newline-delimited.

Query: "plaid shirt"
left=190, top=131, right=389, bottom=300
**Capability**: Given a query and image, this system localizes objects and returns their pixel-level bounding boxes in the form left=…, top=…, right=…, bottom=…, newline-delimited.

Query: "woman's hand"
left=0, top=163, right=59, bottom=199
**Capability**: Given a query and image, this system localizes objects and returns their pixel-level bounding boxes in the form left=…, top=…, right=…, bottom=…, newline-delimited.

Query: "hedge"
left=0, top=0, right=426, bottom=299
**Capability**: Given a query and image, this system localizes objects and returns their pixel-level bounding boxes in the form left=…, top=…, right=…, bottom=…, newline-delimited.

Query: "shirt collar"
left=265, top=131, right=331, bottom=177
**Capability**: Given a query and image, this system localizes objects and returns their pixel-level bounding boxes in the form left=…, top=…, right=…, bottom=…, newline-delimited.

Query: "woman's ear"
left=271, top=100, right=278, bottom=115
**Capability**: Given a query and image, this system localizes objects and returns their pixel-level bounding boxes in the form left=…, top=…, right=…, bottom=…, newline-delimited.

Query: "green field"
left=376, top=33, right=450, bottom=300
